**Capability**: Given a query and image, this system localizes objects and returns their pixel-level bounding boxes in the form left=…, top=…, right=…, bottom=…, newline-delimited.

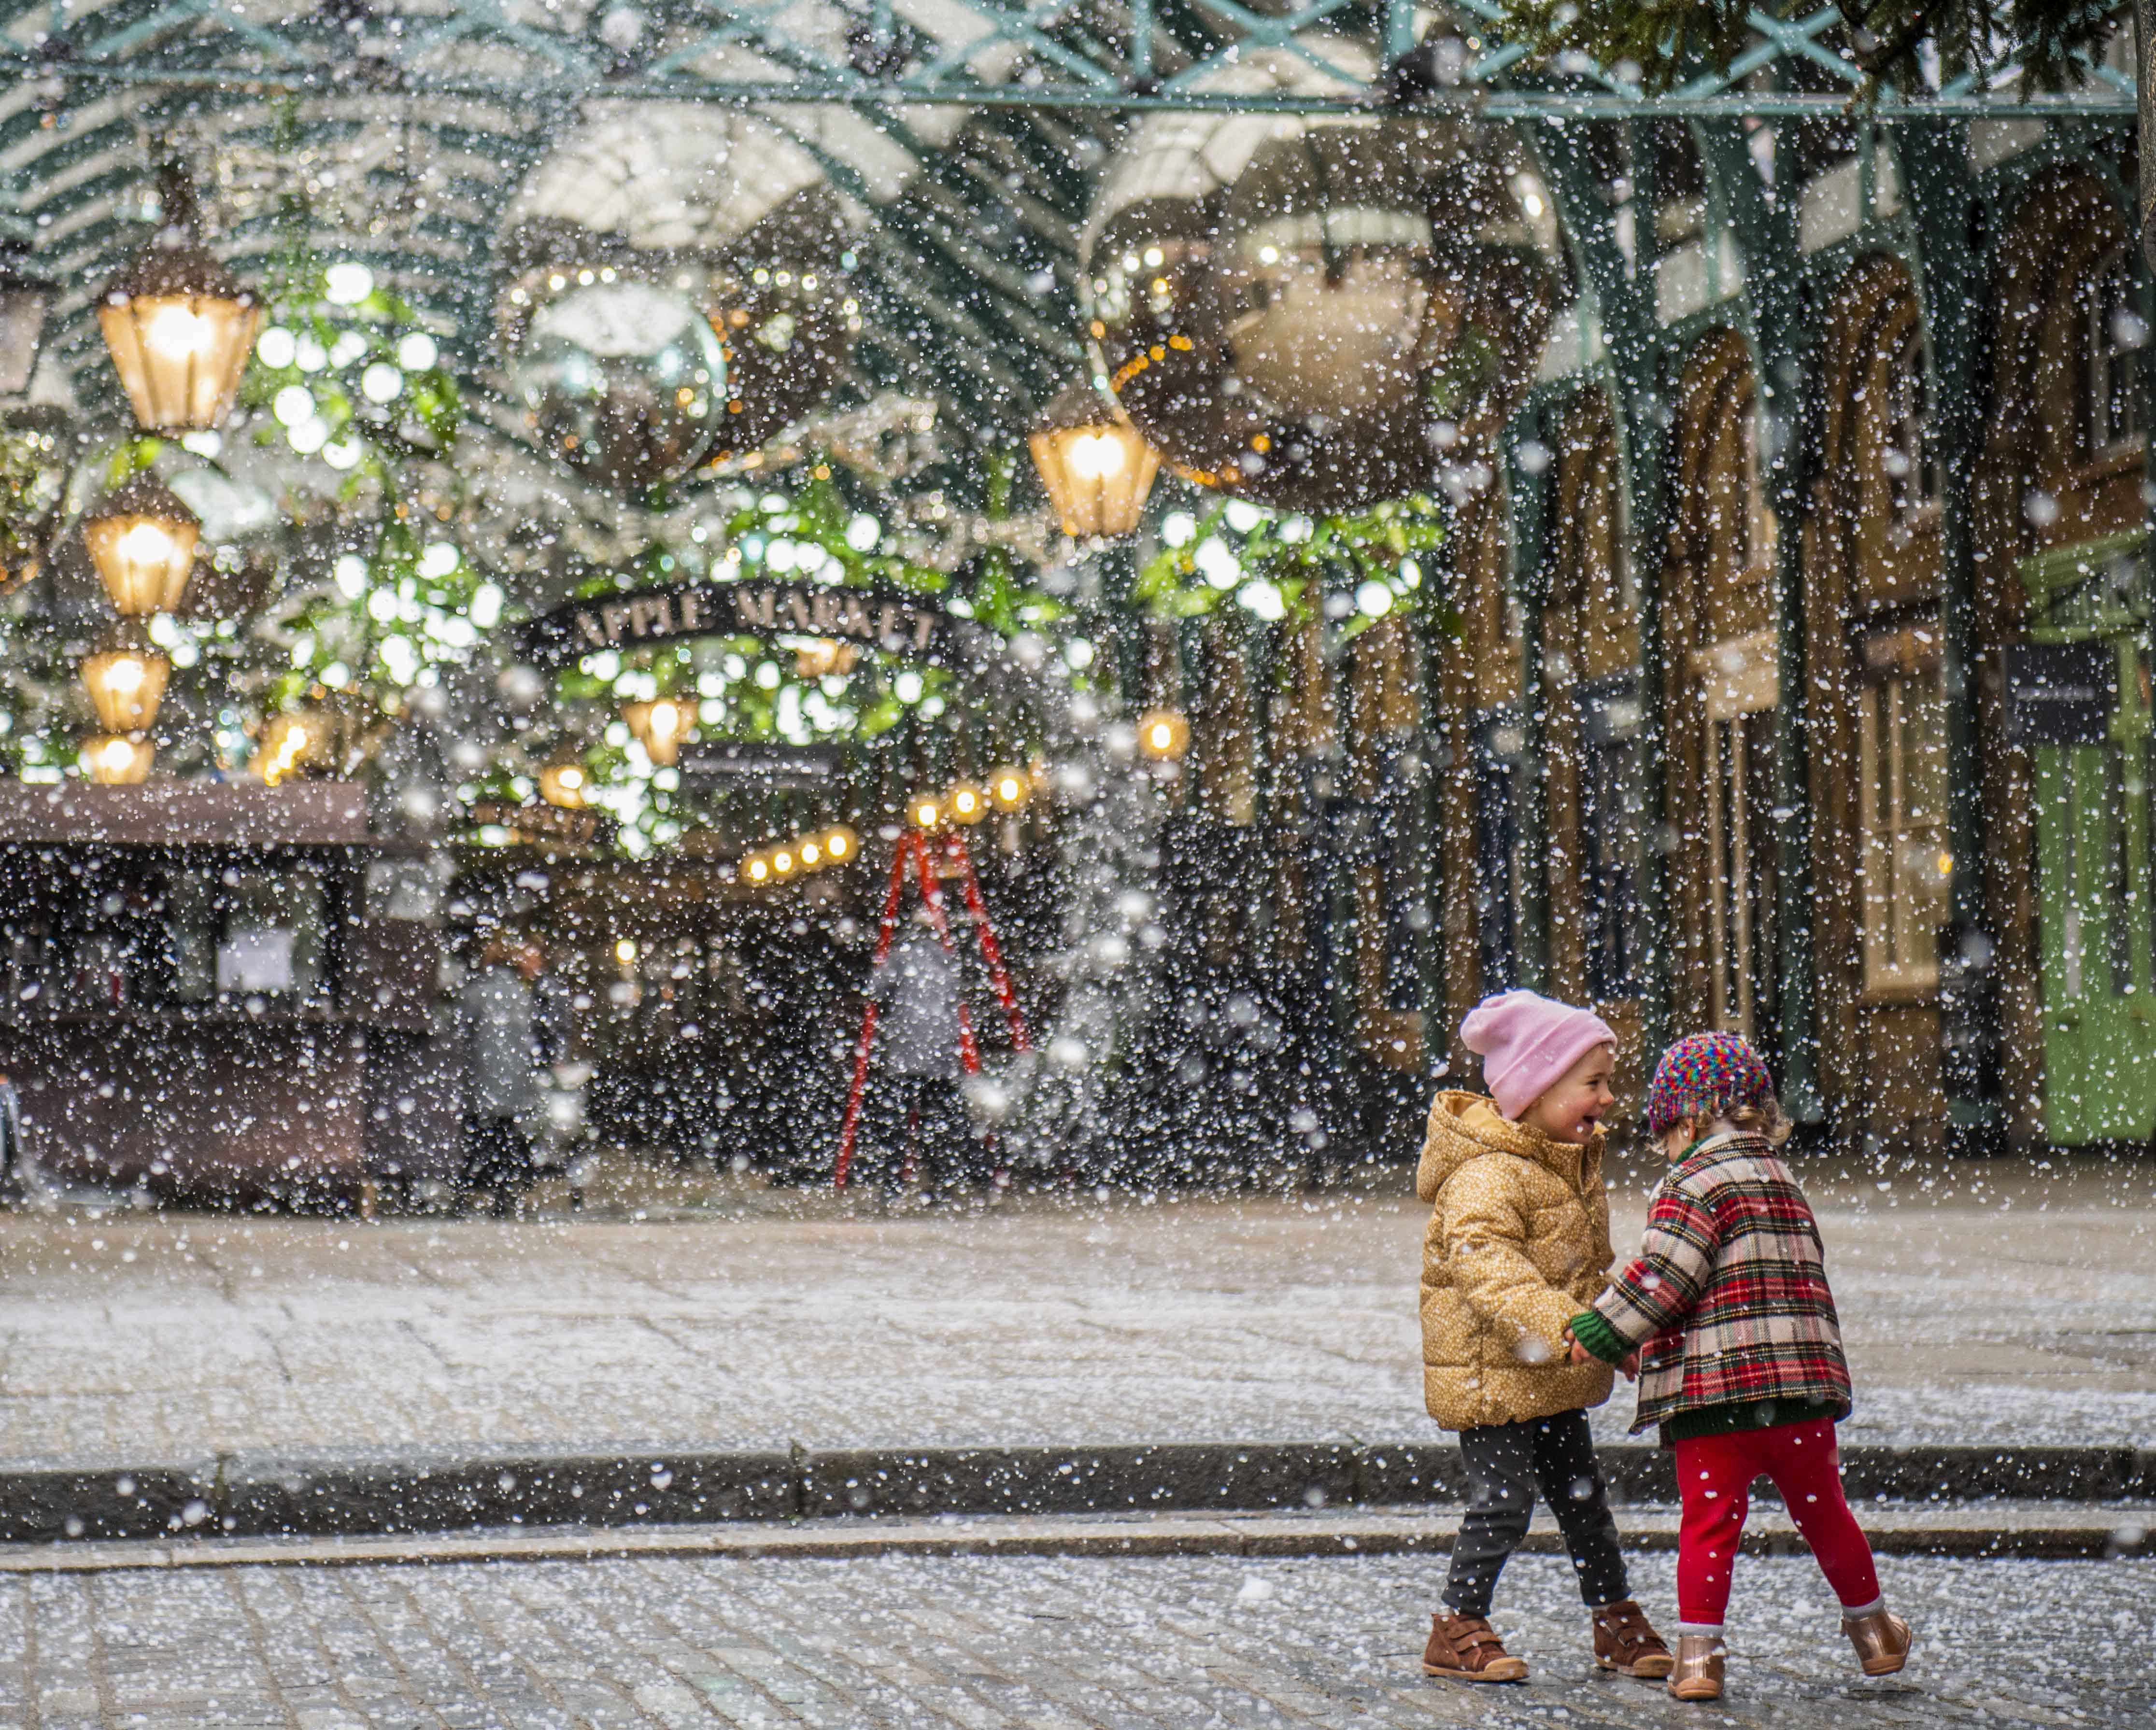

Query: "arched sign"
left=516, top=578, right=954, bottom=666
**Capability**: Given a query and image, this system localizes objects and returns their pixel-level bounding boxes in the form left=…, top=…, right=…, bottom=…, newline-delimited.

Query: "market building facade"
left=0, top=1, right=2146, bottom=1195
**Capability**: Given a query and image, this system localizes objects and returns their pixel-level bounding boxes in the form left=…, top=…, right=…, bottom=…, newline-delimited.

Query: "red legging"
left=1674, top=1418, right=1881, bottom=1627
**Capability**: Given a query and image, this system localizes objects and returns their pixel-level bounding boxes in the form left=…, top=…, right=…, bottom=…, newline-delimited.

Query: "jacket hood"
left=1416, top=1089, right=1598, bottom=1201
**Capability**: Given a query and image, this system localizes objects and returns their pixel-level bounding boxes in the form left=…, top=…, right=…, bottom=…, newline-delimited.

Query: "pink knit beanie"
left=1460, top=990, right=1617, bottom=1121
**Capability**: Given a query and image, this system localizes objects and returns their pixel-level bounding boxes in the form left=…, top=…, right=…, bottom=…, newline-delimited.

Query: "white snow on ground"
left=24, top=1549, right=2156, bottom=1725
left=0, top=1154, right=2146, bottom=1463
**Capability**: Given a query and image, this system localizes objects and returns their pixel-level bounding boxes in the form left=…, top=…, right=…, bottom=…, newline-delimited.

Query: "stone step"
left=2, top=1499, right=2146, bottom=1575
left=0, top=1440, right=2148, bottom=1545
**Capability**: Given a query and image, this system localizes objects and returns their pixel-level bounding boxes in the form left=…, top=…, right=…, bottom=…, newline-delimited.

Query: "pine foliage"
left=1496, top=0, right=2128, bottom=95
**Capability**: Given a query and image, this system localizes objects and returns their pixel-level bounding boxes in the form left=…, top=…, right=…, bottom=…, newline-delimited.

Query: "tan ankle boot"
left=1844, top=1607, right=1912, bottom=1676
left=1422, top=1613, right=1528, bottom=1683
left=1592, top=1600, right=1674, bottom=1679
left=1667, top=1632, right=1724, bottom=1702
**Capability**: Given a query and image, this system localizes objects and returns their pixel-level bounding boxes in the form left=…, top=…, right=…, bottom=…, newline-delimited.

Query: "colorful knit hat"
left=1644, top=1033, right=1776, bottom=1136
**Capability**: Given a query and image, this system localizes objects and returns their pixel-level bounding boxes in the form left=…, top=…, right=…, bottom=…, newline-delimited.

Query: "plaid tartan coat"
left=1588, top=1131, right=1852, bottom=1434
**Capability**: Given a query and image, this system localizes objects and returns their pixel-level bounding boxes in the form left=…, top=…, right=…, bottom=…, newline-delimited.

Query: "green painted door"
left=2032, top=641, right=2156, bottom=1143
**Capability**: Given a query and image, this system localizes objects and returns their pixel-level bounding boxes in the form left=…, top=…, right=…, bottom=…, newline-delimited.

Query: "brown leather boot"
left=1592, top=1599, right=1675, bottom=1679
left=1667, top=1632, right=1725, bottom=1702
left=1844, top=1607, right=1912, bottom=1676
left=1422, top=1612, right=1529, bottom=1683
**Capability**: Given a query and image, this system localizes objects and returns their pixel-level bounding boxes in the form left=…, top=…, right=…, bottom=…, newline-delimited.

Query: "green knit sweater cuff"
left=1568, top=1308, right=1629, bottom=1364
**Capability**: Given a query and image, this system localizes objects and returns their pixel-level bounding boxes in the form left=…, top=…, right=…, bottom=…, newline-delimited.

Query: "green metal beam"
left=0, top=64, right=2132, bottom=115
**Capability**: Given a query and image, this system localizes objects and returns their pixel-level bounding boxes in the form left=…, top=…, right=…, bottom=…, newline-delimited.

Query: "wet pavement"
left=9, top=1547, right=2148, bottom=1728
left=0, top=1153, right=2149, bottom=1464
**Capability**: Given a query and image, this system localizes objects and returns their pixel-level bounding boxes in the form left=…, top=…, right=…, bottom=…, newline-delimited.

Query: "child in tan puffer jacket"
left=1416, top=990, right=1672, bottom=1688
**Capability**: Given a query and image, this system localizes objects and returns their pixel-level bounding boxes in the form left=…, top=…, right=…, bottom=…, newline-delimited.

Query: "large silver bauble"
left=504, top=109, right=863, bottom=476
left=509, top=280, right=727, bottom=490
left=706, top=183, right=858, bottom=461
left=1081, top=46, right=1557, bottom=514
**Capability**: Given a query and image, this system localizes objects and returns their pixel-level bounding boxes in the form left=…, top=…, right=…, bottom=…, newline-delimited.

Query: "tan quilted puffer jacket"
left=1417, top=1091, right=1617, bottom=1431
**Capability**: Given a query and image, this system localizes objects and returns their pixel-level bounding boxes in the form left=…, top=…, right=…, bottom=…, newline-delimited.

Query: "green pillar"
left=1534, top=116, right=1674, bottom=1055
left=1897, top=121, right=2004, bottom=1149
left=1692, top=118, right=1825, bottom=1125
left=1506, top=401, right=1554, bottom=993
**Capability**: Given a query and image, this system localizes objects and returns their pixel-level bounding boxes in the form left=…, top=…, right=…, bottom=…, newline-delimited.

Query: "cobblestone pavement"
left=7, top=1549, right=2149, bottom=1728
left=0, top=1153, right=2149, bottom=1463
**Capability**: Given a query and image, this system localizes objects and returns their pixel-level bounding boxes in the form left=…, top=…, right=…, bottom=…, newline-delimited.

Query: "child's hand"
left=1618, top=1350, right=1641, bottom=1381
left=1566, top=1338, right=1596, bottom=1367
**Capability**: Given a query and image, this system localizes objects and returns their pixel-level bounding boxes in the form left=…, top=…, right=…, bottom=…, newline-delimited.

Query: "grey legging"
left=1441, top=1408, right=1630, bottom=1617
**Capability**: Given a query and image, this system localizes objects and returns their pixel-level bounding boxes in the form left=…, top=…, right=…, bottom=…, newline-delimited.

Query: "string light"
left=733, top=823, right=862, bottom=888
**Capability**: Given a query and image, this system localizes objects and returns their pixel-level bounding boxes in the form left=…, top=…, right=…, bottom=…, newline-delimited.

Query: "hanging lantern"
left=538, top=754, right=589, bottom=809
left=988, top=766, right=1030, bottom=811
left=0, top=242, right=57, bottom=400
left=1137, top=708, right=1191, bottom=761
left=822, top=825, right=858, bottom=864
left=97, top=165, right=260, bottom=432
left=81, top=634, right=170, bottom=733
left=83, top=472, right=200, bottom=617
left=83, top=733, right=153, bottom=785
left=947, top=781, right=988, bottom=825
left=1029, top=382, right=1159, bottom=539
left=623, top=696, right=687, bottom=767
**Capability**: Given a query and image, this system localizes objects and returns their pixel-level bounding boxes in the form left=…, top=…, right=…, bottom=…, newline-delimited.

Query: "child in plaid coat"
left=1564, top=1032, right=1913, bottom=1702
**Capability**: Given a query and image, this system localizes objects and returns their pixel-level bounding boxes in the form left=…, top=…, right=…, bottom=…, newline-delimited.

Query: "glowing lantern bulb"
left=1137, top=708, right=1191, bottom=760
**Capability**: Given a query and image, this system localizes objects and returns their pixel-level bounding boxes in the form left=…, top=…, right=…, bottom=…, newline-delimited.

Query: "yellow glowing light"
left=538, top=758, right=588, bottom=809
left=911, top=796, right=942, bottom=829
left=84, top=733, right=153, bottom=784
left=1070, top=430, right=1127, bottom=479
left=744, top=854, right=771, bottom=884
left=798, top=839, right=823, bottom=867
left=615, top=939, right=638, bottom=964
left=256, top=711, right=315, bottom=787
left=84, top=476, right=201, bottom=618
left=81, top=644, right=169, bottom=733
left=1029, top=383, right=1160, bottom=539
left=771, top=847, right=797, bottom=877
left=144, top=303, right=205, bottom=363
left=123, top=521, right=172, bottom=564
left=948, top=782, right=986, bottom=824
left=623, top=697, right=688, bottom=766
left=823, top=826, right=857, bottom=862
left=989, top=768, right=1029, bottom=811
left=1137, top=708, right=1191, bottom=761
left=794, top=638, right=858, bottom=679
